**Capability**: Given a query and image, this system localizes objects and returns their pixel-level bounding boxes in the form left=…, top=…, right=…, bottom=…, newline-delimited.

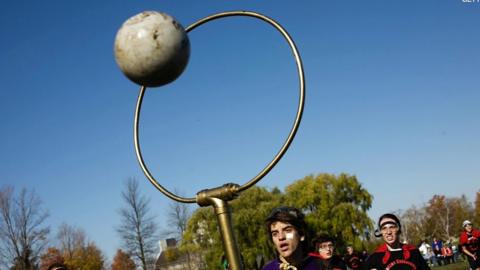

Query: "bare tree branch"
left=117, top=178, right=158, bottom=270
left=0, top=186, right=50, bottom=269
left=161, top=190, right=191, bottom=241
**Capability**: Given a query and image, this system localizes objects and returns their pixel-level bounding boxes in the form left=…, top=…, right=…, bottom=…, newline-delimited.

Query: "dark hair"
left=312, top=234, right=335, bottom=250
left=265, top=206, right=310, bottom=252
left=265, top=206, right=306, bottom=236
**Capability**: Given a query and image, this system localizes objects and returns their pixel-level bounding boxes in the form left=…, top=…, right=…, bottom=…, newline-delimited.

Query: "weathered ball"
left=114, top=11, right=190, bottom=87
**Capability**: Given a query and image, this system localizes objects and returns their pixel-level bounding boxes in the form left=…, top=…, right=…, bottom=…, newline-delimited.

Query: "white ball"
left=114, top=11, right=190, bottom=87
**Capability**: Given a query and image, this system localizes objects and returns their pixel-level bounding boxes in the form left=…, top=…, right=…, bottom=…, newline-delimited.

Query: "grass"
left=433, top=261, right=469, bottom=270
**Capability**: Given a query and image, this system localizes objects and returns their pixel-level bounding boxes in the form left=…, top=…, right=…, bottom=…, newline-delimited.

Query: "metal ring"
left=134, top=10, right=305, bottom=203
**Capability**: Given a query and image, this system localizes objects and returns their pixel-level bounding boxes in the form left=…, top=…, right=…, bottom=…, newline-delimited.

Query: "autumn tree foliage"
left=39, top=248, right=64, bottom=270
left=111, top=249, right=136, bottom=270
left=66, top=242, right=104, bottom=270
left=38, top=224, right=105, bottom=270
left=401, top=194, right=474, bottom=244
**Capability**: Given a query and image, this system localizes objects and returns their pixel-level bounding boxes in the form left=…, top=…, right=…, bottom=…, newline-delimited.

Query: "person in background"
left=431, top=237, right=443, bottom=266
left=425, top=247, right=437, bottom=267
left=361, top=250, right=369, bottom=262
left=459, top=220, right=480, bottom=270
left=343, top=244, right=364, bottom=270
left=440, top=244, right=453, bottom=264
left=451, top=242, right=460, bottom=262
left=446, top=240, right=456, bottom=263
left=309, top=235, right=346, bottom=270
left=418, top=240, right=430, bottom=263
left=365, top=213, right=430, bottom=270
left=262, top=206, right=323, bottom=270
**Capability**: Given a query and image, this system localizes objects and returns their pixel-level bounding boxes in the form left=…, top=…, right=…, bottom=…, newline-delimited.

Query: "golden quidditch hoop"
left=115, top=10, right=305, bottom=270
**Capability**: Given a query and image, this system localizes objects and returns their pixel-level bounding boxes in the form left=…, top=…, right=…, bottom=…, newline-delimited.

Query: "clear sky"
left=1, top=0, right=479, bottom=262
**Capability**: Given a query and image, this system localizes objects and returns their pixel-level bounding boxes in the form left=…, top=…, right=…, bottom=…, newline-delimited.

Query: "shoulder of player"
left=308, top=252, right=322, bottom=258
left=459, top=231, right=468, bottom=243
left=364, top=252, right=382, bottom=268
left=307, top=256, right=327, bottom=269
left=261, top=259, right=279, bottom=270
left=332, top=255, right=346, bottom=264
left=373, top=243, right=388, bottom=253
left=366, top=251, right=384, bottom=261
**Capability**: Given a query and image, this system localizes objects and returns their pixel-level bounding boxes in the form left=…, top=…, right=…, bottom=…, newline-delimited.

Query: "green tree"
left=181, top=207, right=215, bottom=270
left=284, top=173, right=373, bottom=252
left=181, top=186, right=281, bottom=270
left=230, top=186, right=282, bottom=268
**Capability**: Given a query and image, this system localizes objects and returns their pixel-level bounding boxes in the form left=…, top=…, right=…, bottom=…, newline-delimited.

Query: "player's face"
left=380, top=217, right=400, bottom=246
left=318, top=241, right=334, bottom=259
left=270, top=221, right=303, bottom=260
left=465, top=224, right=473, bottom=232
left=347, top=246, right=353, bottom=254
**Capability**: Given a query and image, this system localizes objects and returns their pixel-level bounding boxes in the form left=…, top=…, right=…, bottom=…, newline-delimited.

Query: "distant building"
left=155, top=238, right=202, bottom=270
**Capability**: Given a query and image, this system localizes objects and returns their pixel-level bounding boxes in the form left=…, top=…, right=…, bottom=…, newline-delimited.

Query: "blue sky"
left=1, top=0, right=479, bottom=262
